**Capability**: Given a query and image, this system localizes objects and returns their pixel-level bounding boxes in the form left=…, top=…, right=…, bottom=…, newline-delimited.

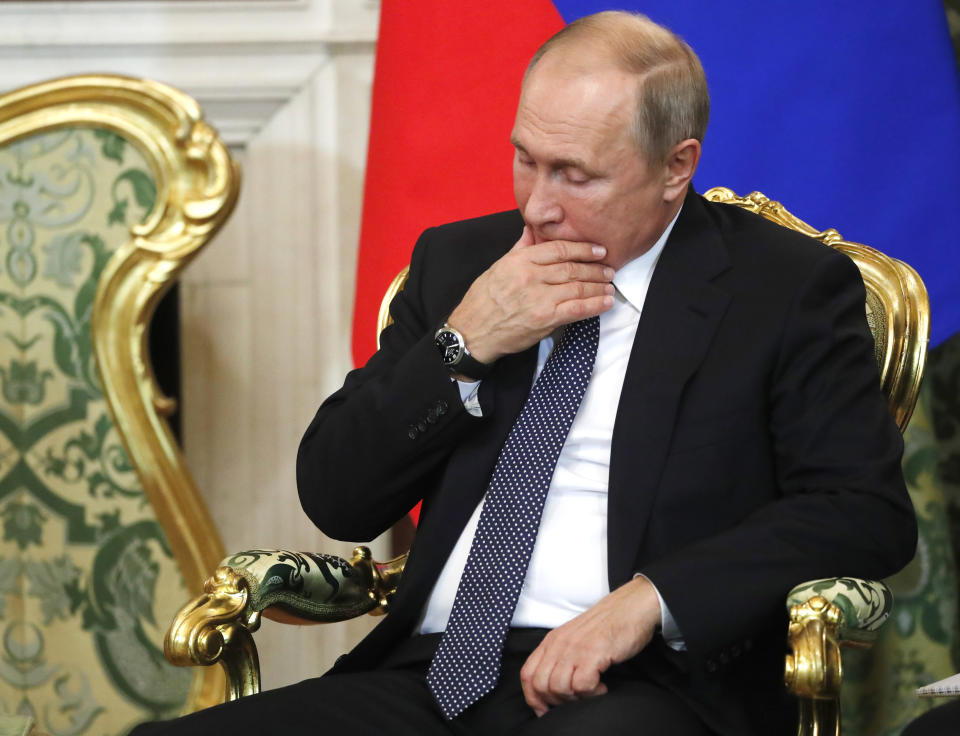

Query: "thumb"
left=511, top=225, right=535, bottom=250
left=587, top=683, right=608, bottom=698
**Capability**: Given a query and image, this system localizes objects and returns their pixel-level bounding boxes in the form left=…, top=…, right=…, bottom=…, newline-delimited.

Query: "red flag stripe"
left=352, top=1, right=564, bottom=368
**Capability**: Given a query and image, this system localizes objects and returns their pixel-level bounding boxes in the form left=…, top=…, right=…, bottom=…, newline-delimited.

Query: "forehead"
left=512, top=56, right=638, bottom=161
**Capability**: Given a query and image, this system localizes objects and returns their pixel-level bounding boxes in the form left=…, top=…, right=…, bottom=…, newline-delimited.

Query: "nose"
left=523, top=173, right=563, bottom=231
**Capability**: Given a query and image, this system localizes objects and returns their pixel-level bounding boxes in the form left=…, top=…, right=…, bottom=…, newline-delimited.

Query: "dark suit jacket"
left=296, top=188, right=916, bottom=735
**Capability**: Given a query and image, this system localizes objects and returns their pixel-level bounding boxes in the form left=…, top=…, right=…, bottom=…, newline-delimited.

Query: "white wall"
left=1, top=0, right=385, bottom=690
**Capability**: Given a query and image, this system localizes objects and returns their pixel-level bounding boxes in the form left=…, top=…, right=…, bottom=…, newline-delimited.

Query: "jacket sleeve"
left=641, top=250, right=917, bottom=665
left=296, top=227, right=488, bottom=542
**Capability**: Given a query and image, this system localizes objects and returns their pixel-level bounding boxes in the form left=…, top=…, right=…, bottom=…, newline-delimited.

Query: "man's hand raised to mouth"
left=447, top=226, right=616, bottom=365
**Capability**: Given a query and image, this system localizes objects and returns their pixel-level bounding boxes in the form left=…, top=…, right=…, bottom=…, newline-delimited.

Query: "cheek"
left=567, top=191, right=612, bottom=229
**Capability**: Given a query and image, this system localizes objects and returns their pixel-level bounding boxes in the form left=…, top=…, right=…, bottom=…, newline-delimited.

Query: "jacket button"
left=426, top=411, right=437, bottom=424
left=730, top=643, right=742, bottom=658
left=705, top=659, right=718, bottom=673
left=435, top=400, right=448, bottom=416
left=417, top=421, right=427, bottom=433
left=407, top=426, right=418, bottom=440
left=718, top=651, right=730, bottom=665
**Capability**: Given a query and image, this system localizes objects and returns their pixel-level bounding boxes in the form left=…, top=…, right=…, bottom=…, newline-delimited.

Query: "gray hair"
left=526, top=11, right=710, bottom=164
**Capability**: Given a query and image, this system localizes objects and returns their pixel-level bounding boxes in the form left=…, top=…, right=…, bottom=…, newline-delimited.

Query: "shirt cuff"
left=634, top=573, right=686, bottom=652
left=455, top=377, right=482, bottom=417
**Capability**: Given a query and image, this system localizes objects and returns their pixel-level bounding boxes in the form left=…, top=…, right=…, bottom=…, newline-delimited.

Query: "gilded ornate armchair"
left=0, top=76, right=239, bottom=734
left=166, top=188, right=928, bottom=736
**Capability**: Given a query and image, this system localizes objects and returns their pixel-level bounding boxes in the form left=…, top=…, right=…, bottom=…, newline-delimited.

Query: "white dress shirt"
left=419, top=209, right=684, bottom=650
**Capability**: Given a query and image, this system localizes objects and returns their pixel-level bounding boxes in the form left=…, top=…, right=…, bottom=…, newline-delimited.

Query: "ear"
left=663, top=138, right=701, bottom=202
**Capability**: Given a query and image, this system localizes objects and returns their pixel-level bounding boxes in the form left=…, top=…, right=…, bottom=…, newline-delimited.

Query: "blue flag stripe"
left=553, top=1, right=960, bottom=345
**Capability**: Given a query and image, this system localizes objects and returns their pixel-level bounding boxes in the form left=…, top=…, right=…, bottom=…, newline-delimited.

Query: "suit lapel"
left=607, top=191, right=732, bottom=587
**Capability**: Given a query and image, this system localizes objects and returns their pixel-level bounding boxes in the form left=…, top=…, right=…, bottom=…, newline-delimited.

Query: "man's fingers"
left=522, top=676, right=550, bottom=716
left=552, top=282, right=615, bottom=304
left=554, top=293, right=616, bottom=323
left=586, top=682, right=608, bottom=698
left=527, top=240, right=607, bottom=265
left=520, top=648, right=547, bottom=714
left=570, top=665, right=603, bottom=696
left=532, top=657, right=565, bottom=708
left=547, top=660, right=578, bottom=703
left=542, top=261, right=615, bottom=285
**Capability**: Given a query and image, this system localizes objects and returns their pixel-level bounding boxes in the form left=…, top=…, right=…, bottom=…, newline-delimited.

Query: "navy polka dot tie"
left=426, top=316, right=600, bottom=719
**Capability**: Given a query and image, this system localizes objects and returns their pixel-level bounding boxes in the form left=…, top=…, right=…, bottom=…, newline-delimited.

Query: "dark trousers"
left=130, top=629, right=712, bottom=736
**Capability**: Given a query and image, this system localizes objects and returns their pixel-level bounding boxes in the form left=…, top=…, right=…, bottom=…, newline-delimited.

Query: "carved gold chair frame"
left=166, top=188, right=928, bottom=736
left=0, top=74, right=241, bottom=712
left=704, top=188, right=928, bottom=735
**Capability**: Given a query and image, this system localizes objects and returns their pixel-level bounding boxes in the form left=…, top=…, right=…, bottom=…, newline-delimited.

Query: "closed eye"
left=564, top=170, right=590, bottom=184
left=514, top=151, right=535, bottom=167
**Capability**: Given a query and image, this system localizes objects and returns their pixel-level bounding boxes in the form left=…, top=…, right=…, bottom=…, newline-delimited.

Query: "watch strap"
left=435, top=322, right=493, bottom=380
left=453, top=346, right=493, bottom=380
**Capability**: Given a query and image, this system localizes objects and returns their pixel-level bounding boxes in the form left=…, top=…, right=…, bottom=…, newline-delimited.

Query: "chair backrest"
left=377, top=265, right=409, bottom=347
left=703, top=187, right=929, bottom=431
left=0, top=75, right=239, bottom=731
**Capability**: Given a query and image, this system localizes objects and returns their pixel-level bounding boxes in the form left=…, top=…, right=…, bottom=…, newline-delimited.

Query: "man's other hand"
left=447, top=226, right=615, bottom=364
left=519, top=575, right=661, bottom=717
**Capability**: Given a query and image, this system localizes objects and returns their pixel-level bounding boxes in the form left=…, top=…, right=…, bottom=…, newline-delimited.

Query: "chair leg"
left=785, top=596, right=843, bottom=736
left=796, top=697, right=840, bottom=736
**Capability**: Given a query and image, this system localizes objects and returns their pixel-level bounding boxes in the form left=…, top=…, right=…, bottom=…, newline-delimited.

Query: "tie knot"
left=562, top=315, right=600, bottom=344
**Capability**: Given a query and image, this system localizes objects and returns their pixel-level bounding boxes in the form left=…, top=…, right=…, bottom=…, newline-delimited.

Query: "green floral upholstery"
left=787, top=578, right=892, bottom=640
left=0, top=129, right=192, bottom=732
left=221, top=549, right=381, bottom=622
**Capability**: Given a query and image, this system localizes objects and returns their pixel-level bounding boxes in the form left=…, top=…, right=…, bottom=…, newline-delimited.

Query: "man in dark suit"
left=132, top=10, right=915, bottom=736
left=294, top=10, right=915, bottom=735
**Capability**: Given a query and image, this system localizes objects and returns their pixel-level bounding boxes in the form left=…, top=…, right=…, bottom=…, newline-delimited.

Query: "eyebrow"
left=511, top=139, right=604, bottom=178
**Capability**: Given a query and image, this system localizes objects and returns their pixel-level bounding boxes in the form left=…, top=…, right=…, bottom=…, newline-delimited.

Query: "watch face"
left=435, top=329, right=463, bottom=366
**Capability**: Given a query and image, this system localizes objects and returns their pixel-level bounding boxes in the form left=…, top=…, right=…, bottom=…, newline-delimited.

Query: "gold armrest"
left=784, top=578, right=892, bottom=736
left=164, top=546, right=406, bottom=702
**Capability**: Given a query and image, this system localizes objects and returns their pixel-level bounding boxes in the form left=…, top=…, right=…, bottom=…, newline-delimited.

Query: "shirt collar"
left=613, top=204, right=683, bottom=310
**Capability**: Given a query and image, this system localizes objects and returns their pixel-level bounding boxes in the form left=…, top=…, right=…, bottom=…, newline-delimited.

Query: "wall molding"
left=0, top=0, right=378, bottom=146
left=0, top=0, right=378, bottom=43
